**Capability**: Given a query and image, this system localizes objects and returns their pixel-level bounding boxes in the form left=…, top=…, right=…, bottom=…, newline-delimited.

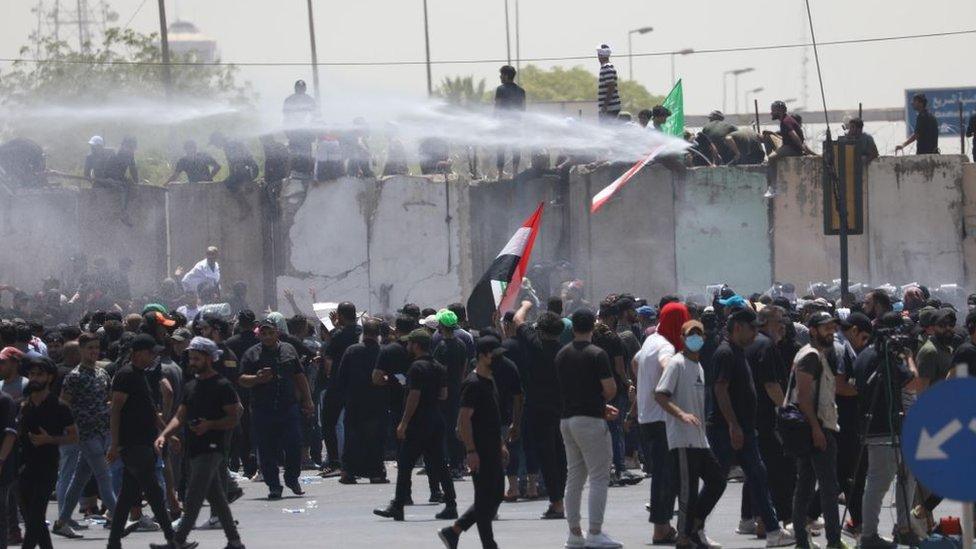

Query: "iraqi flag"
left=467, top=202, right=545, bottom=329
left=590, top=143, right=667, bottom=213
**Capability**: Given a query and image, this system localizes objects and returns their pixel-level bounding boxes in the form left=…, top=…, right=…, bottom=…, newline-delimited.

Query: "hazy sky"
left=2, top=0, right=974, bottom=116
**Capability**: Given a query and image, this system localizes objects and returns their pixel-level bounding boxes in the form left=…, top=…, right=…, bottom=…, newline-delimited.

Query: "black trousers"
left=441, top=393, right=464, bottom=472
left=394, top=421, right=456, bottom=507
left=457, top=458, right=504, bottom=549
left=526, top=407, right=566, bottom=504
left=321, top=392, right=343, bottom=467
left=343, top=411, right=386, bottom=478
left=18, top=469, right=56, bottom=549
left=756, top=426, right=796, bottom=522
left=108, top=446, right=175, bottom=547
left=673, top=448, right=727, bottom=537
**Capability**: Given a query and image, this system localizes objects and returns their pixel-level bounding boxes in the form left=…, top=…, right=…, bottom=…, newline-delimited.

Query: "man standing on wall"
left=494, top=65, right=526, bottom=179
left=897, top=94, right=940, bottom=155
left=597, top=45, right=620, bottom=122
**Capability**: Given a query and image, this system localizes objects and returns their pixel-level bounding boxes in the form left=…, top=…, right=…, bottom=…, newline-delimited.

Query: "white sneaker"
left=766, top=528, right=796, bottom=548
left=808, top=518, right=824, bottom=536
left=198, top=516, right=222, bottom=530
left=736, top=518, right=757, bottom=535
left=566, top=533, right=586, bottom=548
left=251, top=471, right=264, bottom=482
left=584, top=531, right=623, bottom=548
left=693, top=528, right=722, bottom=549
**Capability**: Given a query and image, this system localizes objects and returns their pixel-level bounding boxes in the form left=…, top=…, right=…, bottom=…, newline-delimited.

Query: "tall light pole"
left=627, top=26, right=653, bottom=81
left=305, top=0, right=321, bottom=102
left=422, top=0, right=432, bottom=96
left=669, top=48, right=694, bottom=86
left=503, top=0, right=511, bottom=65
left=514, top=0, right=520, bottom=74
left=745, top=86, right=764, bottom=108
left=722, top=67, right=753, bottom=114
left=156, top=0, right=172, bottom=100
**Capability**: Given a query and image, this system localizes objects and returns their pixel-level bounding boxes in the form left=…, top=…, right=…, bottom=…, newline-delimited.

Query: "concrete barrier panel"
left=772, top=157, right=870, bottom=291
left=167, top=181, right=268, bottom=310
left=867, top=155, right=965, bottom=286
left=962, top=163, right=976, bottom=288
left=675, top=166, right=771, bottom=297
left=569, top=164, right=677, bottom=303
left=0, top=188, right=80, bottom=292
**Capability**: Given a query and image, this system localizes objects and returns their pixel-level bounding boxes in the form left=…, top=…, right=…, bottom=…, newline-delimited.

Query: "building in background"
left=167, top=20, right=218, bottom=63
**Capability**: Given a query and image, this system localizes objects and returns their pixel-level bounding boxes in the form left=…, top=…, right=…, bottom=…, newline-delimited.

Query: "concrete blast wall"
left=0, top=155, right=971, bottom=315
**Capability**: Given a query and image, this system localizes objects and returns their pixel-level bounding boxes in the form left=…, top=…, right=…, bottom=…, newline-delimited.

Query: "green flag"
left=660, top=79, right=684, bottom=137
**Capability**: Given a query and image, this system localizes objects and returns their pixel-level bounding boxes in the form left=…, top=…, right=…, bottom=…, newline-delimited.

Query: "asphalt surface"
left=47, top=464, right=959, bottom=548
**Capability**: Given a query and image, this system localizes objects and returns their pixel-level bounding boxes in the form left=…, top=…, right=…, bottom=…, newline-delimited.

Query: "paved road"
left=49, top=464, right=957, bottom=548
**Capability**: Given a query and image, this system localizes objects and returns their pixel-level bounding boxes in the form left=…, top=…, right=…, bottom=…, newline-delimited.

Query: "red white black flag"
left=590, top=144, right=667, bottom=213
left=467, top=202, right=545, bottom=329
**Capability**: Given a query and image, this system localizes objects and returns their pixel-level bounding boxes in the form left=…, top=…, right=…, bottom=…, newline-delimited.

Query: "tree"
left=516, top=64, right=665, bottom=115
left=0, top=27, right=255, bottom=183
left=433, top=76, right=487, bottom=107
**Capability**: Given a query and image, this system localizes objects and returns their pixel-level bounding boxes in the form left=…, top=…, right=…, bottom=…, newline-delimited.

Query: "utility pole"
left=514, top=0, right=520, bottom=74
left=157, top=0, right=172, bottom=100
left=306, top=0, right=321, bottom=102
left=503, top=0, right=511, bottom=65
left=422, top=0, right=432, bottom=96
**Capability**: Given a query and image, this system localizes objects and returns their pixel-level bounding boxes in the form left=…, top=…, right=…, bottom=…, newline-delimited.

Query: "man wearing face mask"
left=655, top=320, right=726, bottom=549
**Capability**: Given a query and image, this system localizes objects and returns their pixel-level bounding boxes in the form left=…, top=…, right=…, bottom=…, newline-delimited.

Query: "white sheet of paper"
left=313, top=302, right=339, bottom=331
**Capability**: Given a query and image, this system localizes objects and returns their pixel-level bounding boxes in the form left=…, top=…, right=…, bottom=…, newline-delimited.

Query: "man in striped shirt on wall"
left=597, top=44, right=621, bottom=122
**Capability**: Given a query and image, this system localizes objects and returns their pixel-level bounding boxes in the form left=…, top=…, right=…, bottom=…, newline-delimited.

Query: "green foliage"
left=0, top=27, right=256, bottom=184
left=433, top=75, right=488, bottom=107
left=517, top=64, right=665, bottom=115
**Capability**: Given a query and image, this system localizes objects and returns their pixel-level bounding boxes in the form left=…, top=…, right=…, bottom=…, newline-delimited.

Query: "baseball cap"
left=728, top=308, right=761, bottom=327
left=436, top=309, right=458, bottom=329
left=398, top=303, right=421, bottom=318
left=718, top=295, right=747, bottom=309
left=187, top=336, right=222, bottom=361
left=25, top=356, right=57, bottom=375
left=636, top=305, right=656, bottom=319
left=806, top=311, right=837, bottom=329
left=170, top=328, right=193, bottom=342
left=142, top=303, right=169, bottom=315
left=406, top=328, right=432, bottom=345
left=421, top=315, right=439, bottom=330
left=130, top=334, right=164, bottom=353
left=257, top=318, right=277, bottom=329
left=681, top=320, right=705, bottom=335
left=475, top=336, right=505, bottom=357
left=935, top=308, right=957, bottom=326
left=0, top=347, right=24, bottom=361
left=708, top=110, right=725, bottom=121
left=839, top=312, right=873, bottom=334
left=918, top=306, right=938, bottom=328
left=88, top=135, right=104, bottom=146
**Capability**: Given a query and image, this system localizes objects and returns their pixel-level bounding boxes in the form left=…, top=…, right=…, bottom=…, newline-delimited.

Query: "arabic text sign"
left=905, top=87, right=976, bottom=137
left=902, top=377, right=976, bottom=501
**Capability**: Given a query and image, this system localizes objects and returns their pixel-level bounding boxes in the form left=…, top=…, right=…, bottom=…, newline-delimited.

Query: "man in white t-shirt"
left=656, top=320, right=726, bottom=549
left=632, top=302, right=688, bottom=542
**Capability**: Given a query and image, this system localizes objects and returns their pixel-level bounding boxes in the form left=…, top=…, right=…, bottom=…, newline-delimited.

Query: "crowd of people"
left=0, top=235, right=971, bottom=549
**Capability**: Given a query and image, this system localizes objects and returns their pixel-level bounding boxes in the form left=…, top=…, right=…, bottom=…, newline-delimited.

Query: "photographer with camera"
left=852, top=313, right=919, bottom=548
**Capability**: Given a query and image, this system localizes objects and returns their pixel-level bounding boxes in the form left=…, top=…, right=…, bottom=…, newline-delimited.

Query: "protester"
left=319, top=302, right=362, bottom=477
left=437, top=335, right=508, bottom=549
left=0, top=386, right=15, bottom=548
left=494, top=65, right=526, bottom=178
left=282, top=79, right=317, bottom=175
left=701, top=111, right=737, bottom=164
left=843, top=118, right=880, bottom=163
left=655, top=320, right=726, bottom=549
left=83, top=135, right=111, bottom=180
left=166, top=140, right=221, bottom=184
left=180, top=246, right=221, bottom=296
left=557, top=308, right=620, bottom=549
left=896, top=94, right=940, bottom=155
left=596, top=45, right=620, bottom=122
left=765, top=100, right=817, bottom=164
left=152, top=336, right=244, bottom=549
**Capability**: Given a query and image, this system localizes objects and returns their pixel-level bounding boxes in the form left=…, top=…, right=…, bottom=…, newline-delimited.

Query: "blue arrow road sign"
left=903, top=377, right=976, bottom=502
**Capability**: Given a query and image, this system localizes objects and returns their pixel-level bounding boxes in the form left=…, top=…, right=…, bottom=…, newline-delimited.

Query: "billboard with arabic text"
left=904, top=87, right=976, bottom=137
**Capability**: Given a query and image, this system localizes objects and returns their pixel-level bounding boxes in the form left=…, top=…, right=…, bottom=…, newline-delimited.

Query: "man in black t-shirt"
left=494, top=65, right=526, bottom=177
left=707, top=308, right=794, bottom=546
left=18, top=357, right=77, bottom=549
left=166, top=140, right=221, bottom=183
left=374, top=329, right=457, bottom=522
left=433, top=309, right=469, bottom=477
left=238, top=319, right=314, bottom=500
left=152, top=337, right=243, bottom=549
left=513, top=300, right=568, bottom=519
left=372, top=315, right=417, bottom=447
left=107, top=334, right=179, bottom=549
left=438, top=336, right=507, bottom=549
left=898, top=94, right=940, bottom=155
left=556, top=309, right=620, bottom=549
left=334, top=319, right=386, bottom=483
left=0, top=390, right=15, bottom=547
left=225, top=310, right=260, bottom=477
left=319, top=302, right=362, bottom=477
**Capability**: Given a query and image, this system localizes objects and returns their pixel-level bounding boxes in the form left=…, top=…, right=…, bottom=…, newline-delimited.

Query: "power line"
left=0, top=28, right=972, bottom=67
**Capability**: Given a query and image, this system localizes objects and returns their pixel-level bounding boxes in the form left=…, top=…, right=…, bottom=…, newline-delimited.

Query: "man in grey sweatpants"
left=556, top=309, right=622, bottom=549
left=152, top=337, right=246, bottom=549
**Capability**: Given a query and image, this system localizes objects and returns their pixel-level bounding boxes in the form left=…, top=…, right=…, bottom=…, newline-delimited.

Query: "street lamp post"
left=669, top=48, right=694, bottom=86
left=503, top=0, right=511, bottom=65
left=422, top=0, right=432, bottom=96
left=305, top=0, right=321, bottom=102
left=627, top=26, right=653, bottom=81
left=722, top=67, right=754, bottom=114
left=745, top=86, right=764, bottom=108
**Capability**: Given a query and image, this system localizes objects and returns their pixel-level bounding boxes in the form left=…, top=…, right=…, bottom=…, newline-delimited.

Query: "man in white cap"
left=83, top=135, right=112, bottom=180
left=152, top=336, right=245, bottom=549
left=596, top=45, right=620, bottom=122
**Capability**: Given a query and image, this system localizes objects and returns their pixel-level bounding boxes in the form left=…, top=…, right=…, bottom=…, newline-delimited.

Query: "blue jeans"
left=607, top=394, right=628, bottom=472
left=707, top=424, right=780, bottom=532
left=252, top=404, right=303, bottom=490
left=59, top=433, right=117, bottom=523
left=56, top=444, right=80, bottom=514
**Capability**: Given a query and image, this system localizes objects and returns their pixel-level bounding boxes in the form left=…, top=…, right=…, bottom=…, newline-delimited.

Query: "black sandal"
left=652, top=527, right=678, bottom=545
left=540, top=507, right=565, bottom=520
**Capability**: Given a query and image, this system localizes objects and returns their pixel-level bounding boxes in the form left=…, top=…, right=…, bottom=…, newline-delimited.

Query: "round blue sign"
left=902, top=377, right=976, bottom=502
